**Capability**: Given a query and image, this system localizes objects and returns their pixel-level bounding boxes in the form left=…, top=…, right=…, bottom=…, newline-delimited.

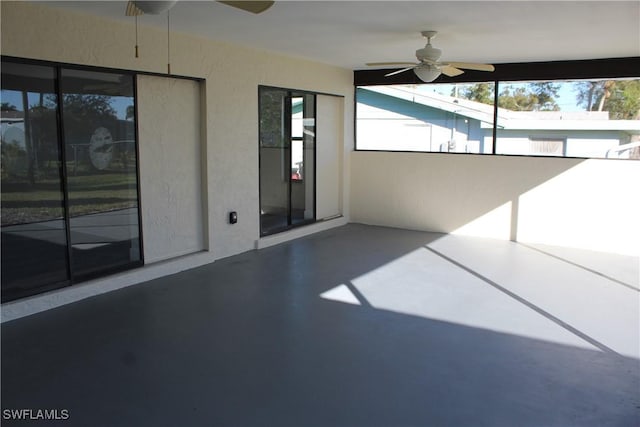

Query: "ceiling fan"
left=367, top=31, right=495, bottom=82
left=125, top=0, right=275, bottom=16
left=125, top=0, right=274, bottom=71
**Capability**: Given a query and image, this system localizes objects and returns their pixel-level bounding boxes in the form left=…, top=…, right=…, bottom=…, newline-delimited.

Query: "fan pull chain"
left=135, top=15, right=139, bottom=58
left=167, top=10, right=171, bottom=74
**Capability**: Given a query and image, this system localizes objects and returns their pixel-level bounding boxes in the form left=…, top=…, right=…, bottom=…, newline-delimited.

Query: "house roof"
left=360, top=86, right=640, bottom=133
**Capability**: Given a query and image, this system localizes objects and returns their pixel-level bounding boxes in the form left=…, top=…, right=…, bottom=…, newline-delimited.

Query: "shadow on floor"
left=2, top=224, right=639, bottom=426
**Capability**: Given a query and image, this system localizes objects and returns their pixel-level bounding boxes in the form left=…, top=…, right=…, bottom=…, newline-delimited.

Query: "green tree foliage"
left=497, top=83, right=560, bottom=111
left=458, top=83, right=494, bottom=104
left=576, top=80, right=640, bottom=120
left=456, top=82, right=560, bottom=111
left=529, top=82, right=561, bottom=111
left=606, top=80, right=640, bottom=119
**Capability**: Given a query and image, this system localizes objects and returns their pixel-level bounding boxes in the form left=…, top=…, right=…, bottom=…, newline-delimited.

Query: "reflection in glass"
left=259, top=88, right=289, bottom=234
left=1, top=61, right=143, bottom=301
left=61, top=69, right=141, bottom=277
left=259, top=88, right=316, bottom=235
left=1, top=63, right=69, bottom=301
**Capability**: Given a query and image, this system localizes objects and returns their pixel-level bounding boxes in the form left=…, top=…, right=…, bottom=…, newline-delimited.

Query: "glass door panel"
left=290, top=94, right=315, bottom=226
left=259, top=87, right=316, bottom=236
left=60, top=69, right=141, bottom=278
left=290, top=96, right=305, bottom=224
left=1, top=63, right=69, bottom=301
left=259, top=88, right=290, bottom=235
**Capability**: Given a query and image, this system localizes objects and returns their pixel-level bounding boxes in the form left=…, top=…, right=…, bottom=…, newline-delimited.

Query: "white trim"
left=499, top=119, right=640, bottom=131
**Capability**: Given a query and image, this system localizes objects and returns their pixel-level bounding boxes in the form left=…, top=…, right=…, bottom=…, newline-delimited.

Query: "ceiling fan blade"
left=218, top=1, right=275, bottom=14
left=385, top=66, right=416, bottom=77
left=366, top=62, right=417, bottom=67
left=446, top=62, right=495, bottom=72
left=440, top=65, right=465, bottom=77
left=125, top=1, right=144, bottom=16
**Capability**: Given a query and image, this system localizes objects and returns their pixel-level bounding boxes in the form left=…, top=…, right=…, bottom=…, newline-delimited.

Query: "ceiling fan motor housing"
left=132, top=0, right=178, bottom=14
left=416, top=45, right=442, bottom=62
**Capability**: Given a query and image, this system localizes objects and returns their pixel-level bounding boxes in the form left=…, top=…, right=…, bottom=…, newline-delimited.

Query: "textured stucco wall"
left=0, top=1, right=352, bottom=319
left=351, top=151, right=640, bottom=256
left=316, top=95, right=344, bottom=219
left=137, top=75, right=205, bottom=263
left=0, top=1, right=353, bottom=261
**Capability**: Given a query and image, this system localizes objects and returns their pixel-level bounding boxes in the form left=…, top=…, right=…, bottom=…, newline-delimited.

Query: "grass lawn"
left=2, top=172, right=138, bottom=226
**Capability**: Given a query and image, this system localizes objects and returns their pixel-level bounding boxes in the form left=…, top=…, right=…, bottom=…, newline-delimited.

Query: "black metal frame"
left=258, top=86, right=318, bottom=237
left=354, top=57, right=640, bottom=86
left=56, top=65, right=75, bottom=285
left=1, top=56, right=205, bottom=302
left=1, top=55, right=205, bottom=83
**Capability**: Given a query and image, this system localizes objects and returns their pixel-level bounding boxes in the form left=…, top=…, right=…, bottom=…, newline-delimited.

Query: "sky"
left=1, top=90, right=132, bottom=120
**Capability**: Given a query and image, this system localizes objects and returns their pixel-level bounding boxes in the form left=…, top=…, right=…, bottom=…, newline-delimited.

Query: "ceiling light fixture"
left=413, top=64, right=441, bottom=82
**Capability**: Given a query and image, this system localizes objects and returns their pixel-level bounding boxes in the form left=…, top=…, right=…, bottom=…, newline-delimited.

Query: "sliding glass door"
left=60, top=69, right=141, bottom=279
left=259, top=87, right=316, bottom=235
left=259, top=88, right=289, bottom=233
left=1, top=62, right=70, bottom=299
left=1, top=59, right=142, bottom=302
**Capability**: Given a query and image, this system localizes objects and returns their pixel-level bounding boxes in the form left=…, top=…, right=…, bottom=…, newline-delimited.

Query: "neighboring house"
left=357, top=86, right=640, bottom=158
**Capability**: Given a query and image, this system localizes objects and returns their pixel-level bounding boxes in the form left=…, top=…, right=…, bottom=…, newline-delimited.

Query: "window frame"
left=1, top=55, right=204, bottom=302
left=354, top=57, right=640, bottom=160
left=258, top=85, right=318, bottom=236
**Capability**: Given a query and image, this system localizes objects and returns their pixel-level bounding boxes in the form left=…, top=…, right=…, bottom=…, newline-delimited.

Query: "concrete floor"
left=2, top=224, right=639, bottom=426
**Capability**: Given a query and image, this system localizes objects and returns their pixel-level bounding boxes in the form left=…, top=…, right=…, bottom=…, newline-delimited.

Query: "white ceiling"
left=45, top=1, right=640, bottom=70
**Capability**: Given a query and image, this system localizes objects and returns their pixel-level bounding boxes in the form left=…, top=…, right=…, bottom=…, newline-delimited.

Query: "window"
left=60, top=68, right=141, bottom=279
left=291, top=96, right=305, bottom=180
left=355, top=58, right=640, bottom=160
left=495, top=79, right=640, bottom=159
left=1, top=58, right=142, bottom=302
left=259, top=86, right=316, bottom=236
left=527, top=138, right=565, bottom=156
left=1, top=62, right=69, bottom=299
left=356, top=83, right=495, bottom=153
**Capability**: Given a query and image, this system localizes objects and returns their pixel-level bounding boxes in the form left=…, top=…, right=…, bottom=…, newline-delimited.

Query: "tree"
left=605, top=80, right=640, bottom=120
left=497, top=84, right=559, bottom=111
left=1, top=102, right=18, bottom=111
left=458, top=83, right=494, bottom=104
left=575, top=80, right=640, bottom=119
left=61, top=94, right=117, bottom=118
left=59, top=94, right=118, bottom=144
left=575, top=81, right=603, bottom=111
left=457, top=83, right=559, bottom=111
left=497, top=86, right=536, bottom=111
left=529, top=82, right=560, bottom=111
